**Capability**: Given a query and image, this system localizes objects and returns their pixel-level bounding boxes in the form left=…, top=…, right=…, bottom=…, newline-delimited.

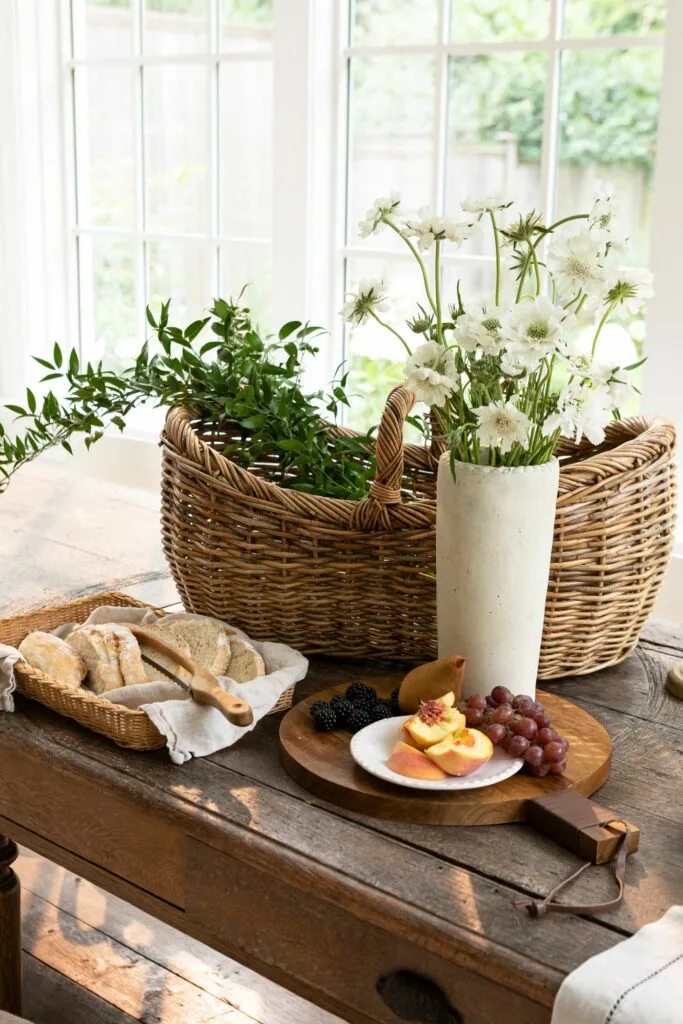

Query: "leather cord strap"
left=514, top=821, right=633, bottom=918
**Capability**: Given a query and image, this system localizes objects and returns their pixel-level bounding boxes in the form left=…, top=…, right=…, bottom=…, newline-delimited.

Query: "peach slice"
left=425, top=727, right=493, bottom=777
left=403, top=693, right=464, bottom=750
left=387, top=741, right=448, bottom=781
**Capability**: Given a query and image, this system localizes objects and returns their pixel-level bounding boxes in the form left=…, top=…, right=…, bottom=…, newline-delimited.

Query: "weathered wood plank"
left=23, top=953, right=140, bottom=1024
left=21, top=887, right=249, bottom=1023
left=17, top=846, right=342, bottom=1024
left=639, top=619, right=683, bottom=653
left=543, top=644, right=683, bottom=732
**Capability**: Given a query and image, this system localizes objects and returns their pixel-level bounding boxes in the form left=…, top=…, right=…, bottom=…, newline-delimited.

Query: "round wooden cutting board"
left=279, top=678, right=612, bottom=825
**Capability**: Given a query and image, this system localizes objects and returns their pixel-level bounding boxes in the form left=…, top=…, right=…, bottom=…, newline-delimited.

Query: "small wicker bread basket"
left=161, top=385, right=676, bottom=677
left=0, top=591, right=295, bottom=750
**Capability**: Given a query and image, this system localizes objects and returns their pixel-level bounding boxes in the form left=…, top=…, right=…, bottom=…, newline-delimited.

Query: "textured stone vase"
left=436, top=453, right=560, bottom=699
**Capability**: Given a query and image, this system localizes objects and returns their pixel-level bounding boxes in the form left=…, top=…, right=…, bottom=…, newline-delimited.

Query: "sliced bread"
left=164, top=617, right=231, bottom=677
left=138, top=622, right=193, bottom=684
left=227, top=638, right=265, bottom=683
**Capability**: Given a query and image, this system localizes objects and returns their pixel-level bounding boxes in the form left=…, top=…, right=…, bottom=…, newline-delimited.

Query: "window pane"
left=147, top=239, right=214, bottom=324
left=72, top=0, right=133, bottom=60
left=450, top=0, right=550, bottom=42
left=555, top=48, right=663, bottom=265
left=220, top=243, right=273, bottom=329
left=352, top=0, right=439, bottom=46
left=221, top=0, right=273, bottom=52
left=446, top=52, right=546, bottom=246
left=563, top=0, right=666, bottom=37
left=145, top=66, right=211, bottom=234
left=220, top=62, right=272, bottom=238
left=79, top=236, right=139, bottom=370
left=347, top=56, right=436, bottom=249
left=144, top=0, right=209, bottom=55
left=75, top=67, right=136, bottom=229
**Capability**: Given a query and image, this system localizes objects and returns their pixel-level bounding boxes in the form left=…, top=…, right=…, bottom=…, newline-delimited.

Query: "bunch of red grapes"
left=458, top=685, right=569, bottom=777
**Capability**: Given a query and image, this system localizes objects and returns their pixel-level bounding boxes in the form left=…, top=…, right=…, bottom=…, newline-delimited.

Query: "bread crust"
left=227, top=638, right=266, bottom=683
left=67, top=623, right=147, bottom=693
left=18, top=631, right=87, bottom=690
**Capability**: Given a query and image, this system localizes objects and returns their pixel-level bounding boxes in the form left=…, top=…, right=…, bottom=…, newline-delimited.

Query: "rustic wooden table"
left=1, top=623, right=682, bottom=1024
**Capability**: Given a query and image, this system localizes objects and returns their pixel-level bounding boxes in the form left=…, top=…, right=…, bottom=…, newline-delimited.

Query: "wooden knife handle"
left=192, top=685, right=254, bottom=727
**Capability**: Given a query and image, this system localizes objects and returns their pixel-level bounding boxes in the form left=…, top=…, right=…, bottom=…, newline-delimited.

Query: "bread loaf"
left=227, top=638, right=265, bottom=683
left=18, top=631, right=87, bottom=690
left=164, top=618, right=231, bottom=676
left=68, top=623, right=148, bottom=694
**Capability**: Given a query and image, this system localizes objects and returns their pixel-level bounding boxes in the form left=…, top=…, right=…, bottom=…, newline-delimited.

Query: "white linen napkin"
left=0, top=606, right=308, bottom=764
left=0, top=646, right=21, bottom=711
left=552, top=906, right=683, bottom=1024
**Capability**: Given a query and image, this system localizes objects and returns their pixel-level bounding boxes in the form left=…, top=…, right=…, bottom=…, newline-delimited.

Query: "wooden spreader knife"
left=121, top=623, right=254, bottom=727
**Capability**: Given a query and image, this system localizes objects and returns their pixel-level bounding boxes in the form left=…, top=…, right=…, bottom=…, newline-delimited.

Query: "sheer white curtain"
left=0, top=0, right=69, bottom=402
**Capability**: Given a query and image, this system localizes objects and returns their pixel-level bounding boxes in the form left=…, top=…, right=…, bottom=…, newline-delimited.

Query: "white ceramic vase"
left=436, top=453, right=560, bottom=699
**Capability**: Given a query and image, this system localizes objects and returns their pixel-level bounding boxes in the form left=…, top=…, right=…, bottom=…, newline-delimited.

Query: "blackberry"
left=330, top=696, right=354, bottom=727
left=389, top=688, right=401, bottom=713
left=369, top=701, right=394, bottom=723
left=309, top=700, right=337, bottom=732
left=346, top=706, right=371, bottom=733
left=345, top=682, right=377, bottom=705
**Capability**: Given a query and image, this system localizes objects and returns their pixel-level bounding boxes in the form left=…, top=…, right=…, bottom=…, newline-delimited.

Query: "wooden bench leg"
left=0, top=836, right=21, bottom=1015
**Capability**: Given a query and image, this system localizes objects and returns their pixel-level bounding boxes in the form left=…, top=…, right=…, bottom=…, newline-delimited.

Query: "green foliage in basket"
left=0, top=296, right=376, bottom=500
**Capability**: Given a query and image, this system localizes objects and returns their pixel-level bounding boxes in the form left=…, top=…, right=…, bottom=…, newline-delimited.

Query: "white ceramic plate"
left=350, top=715, right=524, bottom=791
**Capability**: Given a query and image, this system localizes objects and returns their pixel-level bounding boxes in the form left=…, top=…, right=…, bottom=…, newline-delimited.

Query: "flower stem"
left=540, top=213, right=589, bottom=237
left=368, top=310, right=413, bottom=355
left=591, top=300, right=617, bottom=358
left=490, top=211, right=501, bottom=305
left=435, top=240, right=444, bottom=345
left=385, top=219, right=438, bottom=316
left=530, top=244, right=541, bottom=294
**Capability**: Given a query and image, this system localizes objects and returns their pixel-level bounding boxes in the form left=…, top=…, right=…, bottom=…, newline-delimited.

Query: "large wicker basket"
left=0, top=591, right=296, bottom=750
left=161, top=386, right=677, bottom=678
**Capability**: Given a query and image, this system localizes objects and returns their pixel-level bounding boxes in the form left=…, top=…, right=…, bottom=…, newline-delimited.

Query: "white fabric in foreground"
left=552, top=905, right=683, bottom=1024
left=0, top=646, right=21, bottom=711
left=0, top=607, right=308, bottom=764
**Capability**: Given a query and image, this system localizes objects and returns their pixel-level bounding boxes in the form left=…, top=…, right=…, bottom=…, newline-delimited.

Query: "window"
left=67, top=0, right=274, bottom=372
left=340, top=0, right=667, bottom=431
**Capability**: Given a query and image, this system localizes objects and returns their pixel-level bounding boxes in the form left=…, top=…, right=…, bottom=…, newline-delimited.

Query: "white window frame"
left=337, top=0, right=666, bottom=368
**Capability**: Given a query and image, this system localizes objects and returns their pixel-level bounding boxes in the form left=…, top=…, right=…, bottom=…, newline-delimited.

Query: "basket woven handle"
left=351, top=384, right=445, bottom=530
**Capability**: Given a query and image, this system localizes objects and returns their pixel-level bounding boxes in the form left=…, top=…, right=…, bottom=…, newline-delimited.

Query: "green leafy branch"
left=0, top=296, right=376, bottom=500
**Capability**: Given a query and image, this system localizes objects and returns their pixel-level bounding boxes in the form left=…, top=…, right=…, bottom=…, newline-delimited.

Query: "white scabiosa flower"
left=453, top=304, right=505, bottom=355
left=502, top=296, right=571, bottom=353
left=588, top=181, right=621, bottom=242
left=475, top=400, right=531, bottom=454
left=403, top=209, right=474, bottom=252
left=547, top=230, right=606, bottom=297
left=357, top=192, right=402, bottom=238
left=604, top=267, right=654, bottom=314
left=404, top=340, right=457, bottom=407
left=461, top=194, right=513, bottom=215
left=340, top=278, right=389, bottom=326
left=542, top=382, right=613, bottom=446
